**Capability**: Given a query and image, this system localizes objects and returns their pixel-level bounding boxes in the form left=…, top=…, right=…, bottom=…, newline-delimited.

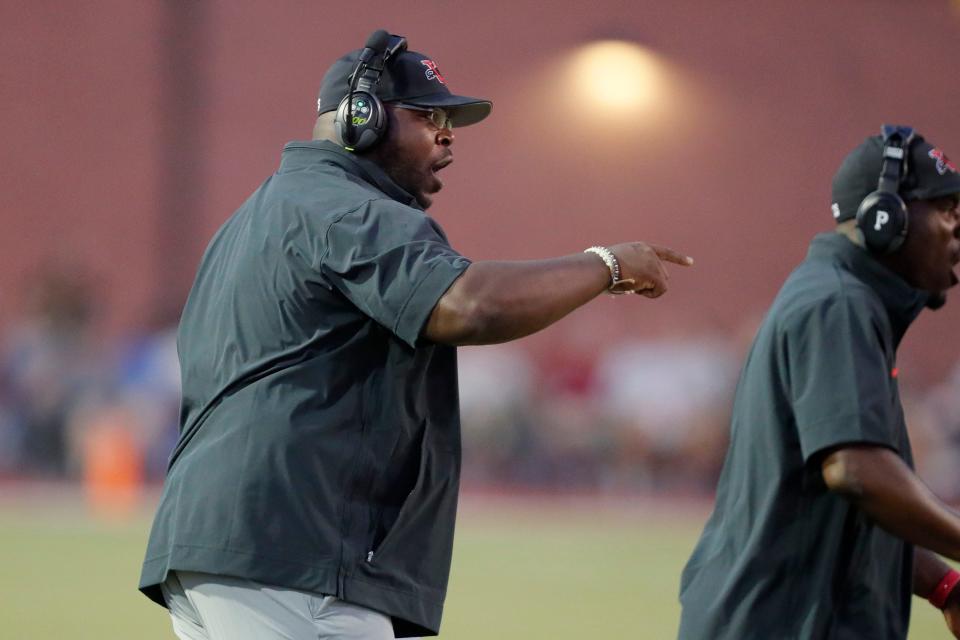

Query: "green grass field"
left=0, top=491, right=949, bottom=639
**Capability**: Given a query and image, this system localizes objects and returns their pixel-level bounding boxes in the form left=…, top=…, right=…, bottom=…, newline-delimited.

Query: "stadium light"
left=563, top=40, right=666, bottom=118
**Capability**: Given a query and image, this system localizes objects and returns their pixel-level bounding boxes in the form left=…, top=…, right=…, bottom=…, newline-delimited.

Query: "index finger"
left=651, top=244, right=694, bottom=267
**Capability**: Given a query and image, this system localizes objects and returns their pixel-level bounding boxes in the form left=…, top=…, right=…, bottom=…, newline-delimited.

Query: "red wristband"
left=929, top=569, right=960, bottom=610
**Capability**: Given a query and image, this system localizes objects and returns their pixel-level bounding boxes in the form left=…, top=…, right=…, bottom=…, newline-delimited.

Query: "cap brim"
left=395, top=92, right=492, bottom=127
left=905, top=181, right=960, bottom=202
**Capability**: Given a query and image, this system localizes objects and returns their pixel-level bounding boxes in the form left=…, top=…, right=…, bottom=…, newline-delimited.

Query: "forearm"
left=823, top=447, right=960, bottom=561
left=915, top=547, right=954, bottom=598
left=424, top=254, right=610, bottom=345
left=855, top=468, right=960, bottom=560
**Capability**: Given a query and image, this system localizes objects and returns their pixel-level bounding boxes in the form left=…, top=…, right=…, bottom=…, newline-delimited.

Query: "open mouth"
left=431, top=156, right=453, bottom=175
left=429, top=156, right=453, bottom=191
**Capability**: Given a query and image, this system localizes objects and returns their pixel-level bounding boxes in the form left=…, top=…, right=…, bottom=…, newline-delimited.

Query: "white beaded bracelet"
left=584, top=246, right=625, bottom=293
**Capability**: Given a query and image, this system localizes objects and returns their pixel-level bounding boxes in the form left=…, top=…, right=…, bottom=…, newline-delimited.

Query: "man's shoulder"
left=770, top=257, right=884, bottom=329
left=272, top=162, right=382, bottom=209
left=243, top=164, right=424, bottom=233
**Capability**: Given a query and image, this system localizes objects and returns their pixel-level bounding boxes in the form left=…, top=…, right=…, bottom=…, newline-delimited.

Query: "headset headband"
left=877, top=125, right=914, bottom=195
left=855, top=124, right=915, bottom=254
left=343, top=32, right=407, bottom=148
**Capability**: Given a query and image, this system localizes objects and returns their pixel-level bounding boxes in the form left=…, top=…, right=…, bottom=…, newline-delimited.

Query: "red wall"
left=3, top=0, right=959, bottom=384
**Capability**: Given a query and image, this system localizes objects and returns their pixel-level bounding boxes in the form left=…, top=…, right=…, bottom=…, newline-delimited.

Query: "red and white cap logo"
left=929, top=148, right=958, bottom=175
left=420, top=60, right=446, bottom=85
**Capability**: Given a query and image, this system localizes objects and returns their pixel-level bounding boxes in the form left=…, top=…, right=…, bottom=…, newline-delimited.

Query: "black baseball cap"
left=317, top=47, right=492, bottom=128
left=831, top=130, right=960, bottom=222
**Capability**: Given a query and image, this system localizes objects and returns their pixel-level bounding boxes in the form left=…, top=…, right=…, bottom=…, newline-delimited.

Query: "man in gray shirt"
left=140, top=30, right=692, bottom=639
left=679, top=126, right=960, bottom=639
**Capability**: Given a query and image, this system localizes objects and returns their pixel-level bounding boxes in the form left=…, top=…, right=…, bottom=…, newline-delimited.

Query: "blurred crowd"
left=4, top=267, right=960, bottom=499
left=0, top=269, right=180, bottom=490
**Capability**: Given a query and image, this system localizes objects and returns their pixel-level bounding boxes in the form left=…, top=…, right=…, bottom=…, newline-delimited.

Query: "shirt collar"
left=807, top=232, right=929, bottom=343
left=278, top=140, right=422, bottom=210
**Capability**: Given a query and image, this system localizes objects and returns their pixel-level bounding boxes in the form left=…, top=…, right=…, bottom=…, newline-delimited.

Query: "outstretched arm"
left=822, top=445, right=960, bottom=637
left=821, top=445, right=960, bottom=559
left=423, top=242, right=692, bottom=345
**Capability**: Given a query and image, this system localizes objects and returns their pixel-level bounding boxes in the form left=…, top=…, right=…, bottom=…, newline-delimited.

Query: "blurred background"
left=2, top=1, right=960, bottom=638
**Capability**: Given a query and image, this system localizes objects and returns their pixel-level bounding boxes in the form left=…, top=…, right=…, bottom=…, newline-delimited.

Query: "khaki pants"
left=160, top=571, right=397, bottom=640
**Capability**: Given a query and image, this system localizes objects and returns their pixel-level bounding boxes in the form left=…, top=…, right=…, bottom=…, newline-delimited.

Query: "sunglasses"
left=392, top=103, right=453, bottom=130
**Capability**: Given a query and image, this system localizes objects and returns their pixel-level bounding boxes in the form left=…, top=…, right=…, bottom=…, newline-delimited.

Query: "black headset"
left=856, top=124, right=915, bottom=254
left=334, top=30, right=408, bottom=152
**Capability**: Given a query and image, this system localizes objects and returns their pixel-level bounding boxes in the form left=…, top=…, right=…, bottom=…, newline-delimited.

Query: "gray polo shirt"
left=679, top=233, right=928, bottom=639
left=139, top=140, right=471, bottom=637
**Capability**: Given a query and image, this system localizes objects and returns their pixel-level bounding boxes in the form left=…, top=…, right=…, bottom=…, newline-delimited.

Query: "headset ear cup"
left=856, top=191, right=908, bottom=254
left=333, top=91, right=387, bottom=152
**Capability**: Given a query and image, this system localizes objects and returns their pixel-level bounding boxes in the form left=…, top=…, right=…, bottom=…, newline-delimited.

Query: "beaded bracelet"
left=584, top=246, right=628, bottom=294
left=584, top=246, right=637, bottom=294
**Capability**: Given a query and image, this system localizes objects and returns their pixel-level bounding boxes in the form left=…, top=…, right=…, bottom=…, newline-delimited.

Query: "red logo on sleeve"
left=420, top=60, right=447, bottom=85
left=929, top=148, right=958, bottom=175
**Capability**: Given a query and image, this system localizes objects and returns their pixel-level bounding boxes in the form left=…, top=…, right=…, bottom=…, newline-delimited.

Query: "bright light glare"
left=565, top=41, right=664, bottom=115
